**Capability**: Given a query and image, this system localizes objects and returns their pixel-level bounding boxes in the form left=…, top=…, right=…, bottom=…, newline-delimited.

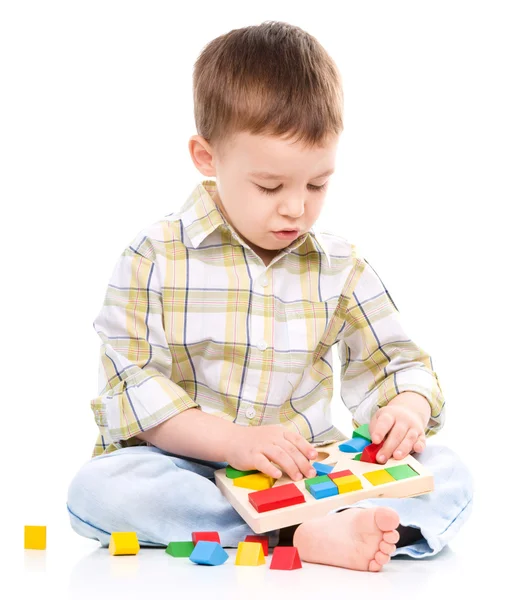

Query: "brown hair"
left=192, top=20, right=344, bottom=155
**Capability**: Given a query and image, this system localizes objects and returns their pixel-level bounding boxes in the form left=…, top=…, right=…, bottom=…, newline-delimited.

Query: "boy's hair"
left=192, top=20, right=344, bottom=155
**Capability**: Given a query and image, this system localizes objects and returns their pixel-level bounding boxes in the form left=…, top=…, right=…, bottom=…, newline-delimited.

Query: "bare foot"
left=292, top=507, right=400, bottom=571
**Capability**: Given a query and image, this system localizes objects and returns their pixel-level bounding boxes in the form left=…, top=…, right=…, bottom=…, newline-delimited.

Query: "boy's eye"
left=255, top=183, right=327, bottom=195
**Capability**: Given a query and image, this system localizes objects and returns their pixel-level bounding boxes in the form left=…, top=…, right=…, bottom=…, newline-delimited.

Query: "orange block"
left=332, top=474, right=363, bottom=493
left=234, top=473, right=275, bottom=490
left=109, top=532, right=140, bottom=555
left=235, top=541, right=266, bottom=566
left=363, top=470, right=396, bottom=486
left=24, top=525, right=46, bottom=550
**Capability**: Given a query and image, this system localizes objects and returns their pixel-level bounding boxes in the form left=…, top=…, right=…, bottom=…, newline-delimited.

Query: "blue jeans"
left=66, top=441, right=473, bottom=558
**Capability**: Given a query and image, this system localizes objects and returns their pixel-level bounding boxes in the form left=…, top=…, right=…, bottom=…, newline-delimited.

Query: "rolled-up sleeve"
left=337, top=257, right=445, bottom=438
left=90, top=235, right=199, bottom=450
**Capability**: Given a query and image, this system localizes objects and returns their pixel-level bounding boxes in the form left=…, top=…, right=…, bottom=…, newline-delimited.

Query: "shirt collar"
left=179, top=179, right=331, bottom=268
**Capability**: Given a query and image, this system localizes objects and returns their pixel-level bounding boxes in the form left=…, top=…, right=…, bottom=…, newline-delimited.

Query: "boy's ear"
left=188, top=135, right=217, bottom=177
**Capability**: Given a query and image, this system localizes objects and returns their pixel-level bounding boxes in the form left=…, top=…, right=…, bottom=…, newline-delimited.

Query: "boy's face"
left=188, top=131, right=339, bottom=265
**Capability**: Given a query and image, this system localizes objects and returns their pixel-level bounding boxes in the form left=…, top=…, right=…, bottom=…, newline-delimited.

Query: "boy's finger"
left=264, top=445, right=304, bottom=482
left=285, top=431, right=318, bottom=461
left=371, top=411, right=395, bottom=444
left=391, top=428, right=420, bottom=460
left=376, top=423, right=408, bottom=463
left=281, top=440, right=317, bottom=479
left=414, top=434, right=426, bottom=453
left=253, top=454, right=282, bottom=479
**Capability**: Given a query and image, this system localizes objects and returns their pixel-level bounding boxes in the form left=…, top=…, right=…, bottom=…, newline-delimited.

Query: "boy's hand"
left=368, top=392, right=430, bottom=464
left=225, top=424, right=319, bottom=481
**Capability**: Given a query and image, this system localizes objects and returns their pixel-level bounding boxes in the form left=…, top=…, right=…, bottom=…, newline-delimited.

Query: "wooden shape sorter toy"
left=215, top=434, right=433, bottom=534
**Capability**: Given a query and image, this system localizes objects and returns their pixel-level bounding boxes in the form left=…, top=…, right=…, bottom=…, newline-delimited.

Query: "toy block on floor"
left=360, top=440, right=385, bottom=464
left=353, top=453, right=362, bottom=460
left=270, top=546, right=302, bottom=570
left=192, top=531, right=221, bottom=545
left=248, top=482, right=305, bottom=513
left=24, top=525, right=46, bottom=550
left=166, top=541, right=195, bottom=557
left=312, top=461, right=334, bottom=476
left=352, top=423, right=372, bottom=442
left=234, top=473, right=275, bottom=490
left=332, top=474, right=363, bottom=494
left=235, top=541, right=265, bottom=566
left=363, top=469, right=396, bottom=486
left=309, top=480, right=339, bottom=499
left=109, top=532, right=140, bottom=555
left=189, top=541, right=228, bottom=566
left=339, top=437, right=370, bottom=453
left=328, top=469, right=353, bottom=480
left=304, top=474, right=330, bottom=493
left=245, top=535, right=270, bottom=556
left=385, top=464, right=419, bottom=480
left=226, top=465, right=259, bottom=479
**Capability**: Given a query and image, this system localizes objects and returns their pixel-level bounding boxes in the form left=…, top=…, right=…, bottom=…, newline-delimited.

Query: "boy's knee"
left=67, top=456, right=109, bottom=515
left=422, top=442, right=474, bottom=499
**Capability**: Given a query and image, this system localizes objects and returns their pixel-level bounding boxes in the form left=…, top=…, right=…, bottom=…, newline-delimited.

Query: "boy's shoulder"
left=312, top=227, right=364, bottom=265
left=124, top=216, right=186, bottom=261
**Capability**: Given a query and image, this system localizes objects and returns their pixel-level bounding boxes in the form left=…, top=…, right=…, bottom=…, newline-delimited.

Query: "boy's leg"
left=327, top=442, right=474, bottom=558
left=66, top=445, right=281, bottom=549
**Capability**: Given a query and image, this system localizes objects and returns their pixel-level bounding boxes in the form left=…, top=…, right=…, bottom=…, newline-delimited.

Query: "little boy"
left=67, top=21, right=473, bottom=571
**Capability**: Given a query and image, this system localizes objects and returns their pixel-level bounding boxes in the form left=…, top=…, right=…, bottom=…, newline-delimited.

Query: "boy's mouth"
left=273, top=229, right=300, bottom=240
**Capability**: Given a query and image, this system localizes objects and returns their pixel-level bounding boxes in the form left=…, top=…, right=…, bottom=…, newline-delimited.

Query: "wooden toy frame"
left=215, top=442, right=433, bottom=533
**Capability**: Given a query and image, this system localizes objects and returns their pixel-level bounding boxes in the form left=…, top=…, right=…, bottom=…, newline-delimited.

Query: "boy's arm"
left=90, top=232, right=200, bottom=453
left=135, top=407, right=237, bottom=462
left=337, top=256, right=445, bottom=439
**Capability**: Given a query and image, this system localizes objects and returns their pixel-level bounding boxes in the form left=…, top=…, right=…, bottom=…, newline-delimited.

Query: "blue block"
left=312, top=462, right=334, bottom=476
left=189, top=541, right=228, bottom=566
left=338, top=437, right=370, bottom=453
left=309, top=481, right=339, bottom=499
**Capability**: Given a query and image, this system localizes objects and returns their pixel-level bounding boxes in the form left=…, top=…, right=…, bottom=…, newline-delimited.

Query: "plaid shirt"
left=90, top=179, right=445, bottom=457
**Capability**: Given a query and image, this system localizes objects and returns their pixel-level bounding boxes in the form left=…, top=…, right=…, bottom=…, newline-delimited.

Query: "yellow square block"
left=235, top=541, right=266, bottom=566
left=333, top=474, right=363, bottom=493
left=24, top=525, right=46, bottom=550
left=363, top=470, right=396, bottom=486
left=233, top=473, right=275, bottom=490
left=109, top=532, right=140, bottom=555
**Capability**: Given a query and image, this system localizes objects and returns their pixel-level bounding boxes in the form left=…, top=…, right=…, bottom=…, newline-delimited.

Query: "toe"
left=383, top=530, right=400, bottom=544
left=374, top=550, right=391, bottom=566
left=379, top=540, right=396, bottom=555
left=369, top=559, right=382, bottom=572
left=375, top=507, right=400, bottom=532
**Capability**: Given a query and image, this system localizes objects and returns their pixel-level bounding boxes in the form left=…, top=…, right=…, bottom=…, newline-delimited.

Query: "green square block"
left=166, top=541, right=195, bottom=557
left=353, top=453, right=362, bottom=461
left=226, top=465, right=259, bottom=479
left=305, top=474, right=330, bottom=492
left=385, top=464, right=419, bottom=480
left=352, top=424, right=372, bottom=442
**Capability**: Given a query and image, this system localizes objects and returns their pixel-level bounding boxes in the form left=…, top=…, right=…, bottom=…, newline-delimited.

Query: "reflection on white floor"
left=14, top=505, right=508, bottom=600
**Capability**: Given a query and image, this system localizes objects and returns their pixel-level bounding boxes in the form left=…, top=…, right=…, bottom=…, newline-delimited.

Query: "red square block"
left=270, top=546, right=302, bottom=570
left=244, top=535, right=269, bottom=556
left=248, top=482, right=306, bottom=513
left=192, top=531, right=221, bottom=545
left=360, top=440, right=385, bottom=464
left=328, top=469, right=354, bottom=480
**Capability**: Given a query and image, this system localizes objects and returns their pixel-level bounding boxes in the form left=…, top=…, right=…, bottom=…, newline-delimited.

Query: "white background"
left=1, top=1, right=523, bottom=597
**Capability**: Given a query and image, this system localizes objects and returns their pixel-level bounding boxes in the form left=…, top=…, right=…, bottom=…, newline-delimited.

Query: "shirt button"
left=257, top=340, right=268, bottom=351
left=260, top=277, right=268, bottom=287
left=245, top=407, right=256, bottom=419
